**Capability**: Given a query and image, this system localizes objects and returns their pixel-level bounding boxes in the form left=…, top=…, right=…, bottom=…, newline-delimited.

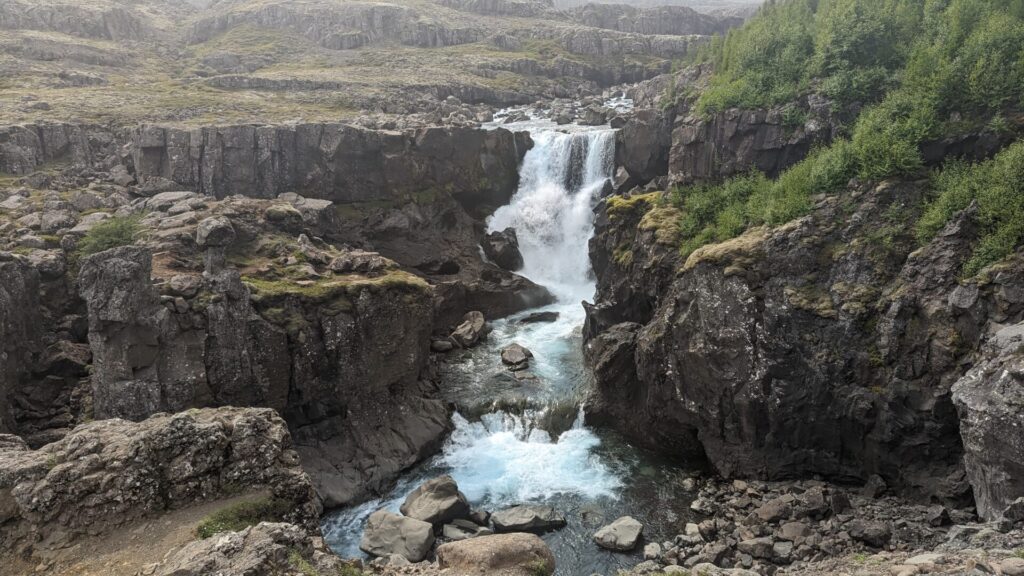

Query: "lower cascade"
left=322, top=124, right=693, bottom=575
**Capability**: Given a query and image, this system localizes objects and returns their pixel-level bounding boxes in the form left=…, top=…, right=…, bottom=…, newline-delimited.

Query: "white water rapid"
left=323, top=120, right=695, bottom=576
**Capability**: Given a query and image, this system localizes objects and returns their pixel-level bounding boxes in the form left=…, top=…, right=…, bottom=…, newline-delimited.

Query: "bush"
left=195, top=497, right=292, bottom=539
left=917, top=141, right=1024, bottom=276
left=76, top=215, right=143, bottom=257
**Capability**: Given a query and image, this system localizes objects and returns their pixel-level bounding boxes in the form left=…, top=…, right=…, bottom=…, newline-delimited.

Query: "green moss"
left=606, top=192, right=662, bottom=220
left=195, top=496, right=290, bottom=539
left=244, top=270, right=430, bottom=310
left=612, top=245, right=634, bottom=267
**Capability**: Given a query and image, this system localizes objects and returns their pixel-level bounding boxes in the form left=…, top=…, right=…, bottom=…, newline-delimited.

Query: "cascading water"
left=323, top=120, right=697, bottom=576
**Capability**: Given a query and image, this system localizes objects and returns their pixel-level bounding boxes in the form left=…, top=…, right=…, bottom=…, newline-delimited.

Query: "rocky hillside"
left=0, top=0, right=740, bottom=127
left=586, top=0, right=1024, bottom=526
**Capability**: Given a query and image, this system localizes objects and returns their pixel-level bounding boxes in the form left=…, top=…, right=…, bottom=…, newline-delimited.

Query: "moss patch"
left=606, top=192, right=662, bottom=221
left=195, top=496, right=291, bottom=539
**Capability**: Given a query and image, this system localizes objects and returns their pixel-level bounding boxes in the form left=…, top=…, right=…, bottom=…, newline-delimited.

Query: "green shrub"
left=195, top=497, right=291, bottom=539
left=917, top=141, right=1024, bottom=276
left=76, top=215, right=143, bottom=257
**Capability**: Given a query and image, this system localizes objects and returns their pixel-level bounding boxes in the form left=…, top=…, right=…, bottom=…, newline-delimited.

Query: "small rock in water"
left=451, top=311, right=487, bottom=348
left=431, top=339, right=454, bottom=353
left=593, top=516, right=643, bottom=551
left=501, top=343, right=533, bottom=370
left=519, top=311, right=560, bottom=324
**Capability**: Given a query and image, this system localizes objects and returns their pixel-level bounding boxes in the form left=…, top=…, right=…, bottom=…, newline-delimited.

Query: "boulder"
left=196, top=216, right=236, bottom=248
left=359, top=510, right=434, bottom=562
left=952, top=322, right=1024, bottom=520
left=400, top=475, right=471, bottom=525
left=500, top=343, right=533, bottom=370
left=436, top=533, right=555, bottom=576
left=848, top=520, right=892, bottom=548
left=491, top=505, right=566, bottom=533
left=483, top=228, right=524, bottom=271
left=593, top=516, right=643, bottom=551
left=737, top=536, right=774, bottom=559
left=451, top=311, right=487, bottom=348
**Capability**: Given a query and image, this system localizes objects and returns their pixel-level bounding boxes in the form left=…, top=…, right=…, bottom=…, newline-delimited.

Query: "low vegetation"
left=75, top=215, right=143, bottom=257
left=195, top=496, right=291, bottom=539
left=665, top=0, right=1024, bottom=274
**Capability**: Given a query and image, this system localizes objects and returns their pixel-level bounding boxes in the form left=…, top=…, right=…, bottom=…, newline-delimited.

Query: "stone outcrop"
left=0, top=407, right=319, bottom=555
left=952, top=322, right=1024, bottom=521
left=130, top=124, right=531, bottom=206
left=615, top=109, right=674, bottom=188
left=483, top=227, right=524, bottom=271
left=436, top=533, right=556, bottom=576
left=586, top=181, right=1024, bottom=499
left=668, top=95, right=839, bottom=184
left=567, top=3, right=740, bottom=36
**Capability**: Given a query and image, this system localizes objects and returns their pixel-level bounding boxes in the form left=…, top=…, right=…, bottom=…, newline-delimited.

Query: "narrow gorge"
left=1, top=1, right=1023, bottom=576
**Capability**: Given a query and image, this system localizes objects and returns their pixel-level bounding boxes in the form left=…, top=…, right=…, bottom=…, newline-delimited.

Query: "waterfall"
left=488, top=129, right=616, bottom=304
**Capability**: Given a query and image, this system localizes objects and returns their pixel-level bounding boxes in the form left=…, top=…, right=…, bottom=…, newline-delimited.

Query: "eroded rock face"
left=953, top=322, right=1024, bottom=520
left=130, top=124, right=530, bottom=206
left=586, top=181, right=1024, bottom=498
left=0, top=407, right=319, bottom=555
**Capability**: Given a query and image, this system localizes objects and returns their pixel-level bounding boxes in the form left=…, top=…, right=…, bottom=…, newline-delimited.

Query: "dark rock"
left=519, top=311, right=559, bottom=324
left=483, top=227, right=524, bottom=271
left=500, top=343, right=533, bottom=370
left=848, top=520, right=892, bottom=548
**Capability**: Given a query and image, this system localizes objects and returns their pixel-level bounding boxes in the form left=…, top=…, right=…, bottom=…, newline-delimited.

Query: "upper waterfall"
left=488, top=129, right=616, bottom=304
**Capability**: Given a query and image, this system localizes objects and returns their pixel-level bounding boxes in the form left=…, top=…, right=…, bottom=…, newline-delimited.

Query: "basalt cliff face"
left=587, top=78, right=1024, bottom=512
left=0, top=120, right=550, bottom=512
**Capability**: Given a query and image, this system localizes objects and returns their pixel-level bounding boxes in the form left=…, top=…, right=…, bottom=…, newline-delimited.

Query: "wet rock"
left=431, top=339, right=455, bottom=353
left=491, top=505, right=567, bottom=533
left=451, top=311, right=487, bottom=348
left=436, top=533, right=555, bottom=576
left=519, top=311, right=559, bottom=324
left=594, top=516, right=644, bottom=551
left=483, top=227, right=524, bottom=271
left=400, top=475, right=471, bottom=525
left=500, top=343, right=533, bottom=370
left=359, top=510, right=434, bottom=562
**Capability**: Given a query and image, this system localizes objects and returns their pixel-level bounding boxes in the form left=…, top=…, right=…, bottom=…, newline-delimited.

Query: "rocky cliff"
left=0, top=407, right=319, bottom=555
left=585, top=181, right=1024, bottom=500
left=0, top=255, right=43, bottom=435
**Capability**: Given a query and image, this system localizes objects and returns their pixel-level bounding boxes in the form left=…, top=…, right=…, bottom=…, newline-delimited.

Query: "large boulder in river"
left=952, top=322, right=1024, bottom=521
left=593, top=516, right=643, bottom=551
left=436, top=533, right=555, bottom=576
left=359, top=510, right=435, bottom=562
left=400, top=475, right=471, bottom=525
left=491, top=505, right=566, bottom=533
left=451, top=311, right=487, bottom=348
left=483, top=228, right=524, bottom=271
